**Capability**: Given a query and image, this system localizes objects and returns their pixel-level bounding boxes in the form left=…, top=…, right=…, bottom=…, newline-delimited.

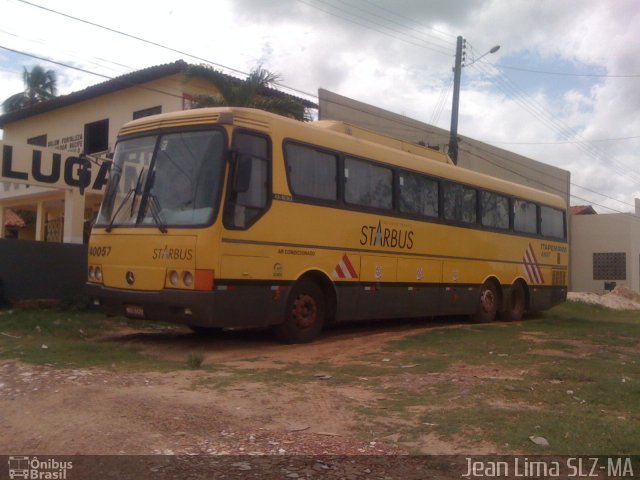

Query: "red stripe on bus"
left=342, top=255, right=358, bottom=278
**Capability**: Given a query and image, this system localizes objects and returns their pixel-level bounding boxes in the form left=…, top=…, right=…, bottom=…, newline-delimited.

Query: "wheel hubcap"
left=292, top=294, right=317, bottom=329
left=480, top=289, right=495, bottom=313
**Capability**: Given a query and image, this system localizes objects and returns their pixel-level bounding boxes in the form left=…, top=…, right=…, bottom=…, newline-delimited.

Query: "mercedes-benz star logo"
left=125, top=271, right=135, bottom=285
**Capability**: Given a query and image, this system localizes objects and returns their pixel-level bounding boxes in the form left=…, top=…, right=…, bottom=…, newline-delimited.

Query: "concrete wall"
left=318, top=89, right=570, bottom=206
left=0, top=239, right=87, bottom=301
left=570, top=212, right=640, bottom=293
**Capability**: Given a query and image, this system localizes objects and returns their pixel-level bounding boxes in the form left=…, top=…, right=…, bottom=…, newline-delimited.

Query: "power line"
left=0, top=26, right=132, bottom=76
left=5, top=44, right=635, bottom=216
left=296, top=0, right=452, bottom=56
left=468, top=44, right=639, bottom=180
left=13, top=0, right=318, bottom=101
left=462, top=143, right=637, bottom=211
left=461, top=148, right=636, bottom=215
left=429, top=78, right=453, bottom=125
left=359, top=0, right=457, bottom=41
left=344, top=0, right=455, bottom=50
left=468, top=53, right=640, bottom=186
left=482, top=135, right=640, bottom=146
left=493, top=63, right=640, bottom=78
left=0, top=44, right=187, bottom=101
left=320, top=92, right=635, bottom=207
left=5, top=3, right=636, bottom=213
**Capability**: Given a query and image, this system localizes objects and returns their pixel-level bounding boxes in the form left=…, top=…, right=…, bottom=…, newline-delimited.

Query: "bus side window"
left=514, top=199, right=538, bottom=235
left=224, top=132, right=270, bottom=229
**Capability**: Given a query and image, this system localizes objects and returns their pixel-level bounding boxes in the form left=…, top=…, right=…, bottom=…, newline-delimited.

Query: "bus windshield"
left=96, top=129, right=226, bottom=228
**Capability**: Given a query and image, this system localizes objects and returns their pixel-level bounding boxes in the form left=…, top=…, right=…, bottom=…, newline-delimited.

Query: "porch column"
left=63, top=189, right=86, bottom=244
left=35, top=201, right=46, bottom=241
left=0, top=206, right=5, bottom=239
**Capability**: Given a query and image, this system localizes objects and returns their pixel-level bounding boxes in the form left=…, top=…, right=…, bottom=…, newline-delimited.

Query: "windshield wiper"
left=130, top=166, right=145, bottom=217
left=147, top=194, right=168, bottom=233
left=105, top=167, right=145, bottom=232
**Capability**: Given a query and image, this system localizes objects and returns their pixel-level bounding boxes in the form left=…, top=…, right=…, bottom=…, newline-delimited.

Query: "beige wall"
left=318, top=88, right=570, bottom=205
left=571, top=212, right=640, bottom=293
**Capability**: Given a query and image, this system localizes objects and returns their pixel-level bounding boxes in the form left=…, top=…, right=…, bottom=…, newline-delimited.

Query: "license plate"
left=125, top=305, right=145, bottom=318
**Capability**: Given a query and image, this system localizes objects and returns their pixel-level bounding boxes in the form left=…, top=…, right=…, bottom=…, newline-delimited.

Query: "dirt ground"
left=0, top=321, right=440, bottom=456
left=1, top=288, right=637, bottom=460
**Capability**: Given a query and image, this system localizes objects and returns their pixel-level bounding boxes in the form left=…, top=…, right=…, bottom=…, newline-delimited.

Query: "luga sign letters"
left=0, top=141, right=111, bottom=193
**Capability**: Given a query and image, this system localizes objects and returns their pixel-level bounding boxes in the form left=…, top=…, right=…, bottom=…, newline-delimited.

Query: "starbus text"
left=360, top=221, right=414, bottom=250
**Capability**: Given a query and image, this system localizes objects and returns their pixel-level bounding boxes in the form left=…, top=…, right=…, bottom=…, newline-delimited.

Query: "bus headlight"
left=183, top=271, right=194, bottom=287
left=88, top=266, right=94, bottom=280
left=169, top=270, right=179, bottom=286
left=94, top=266, right=103, bottom=281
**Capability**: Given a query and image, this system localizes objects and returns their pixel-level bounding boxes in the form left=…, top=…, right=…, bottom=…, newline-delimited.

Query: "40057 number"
left=89, top=246, right=112, bottom=257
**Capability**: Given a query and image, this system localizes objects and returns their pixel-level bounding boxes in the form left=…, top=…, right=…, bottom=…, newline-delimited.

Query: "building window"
left=133, top=106, right=162, bottom=120
left=84, top=119, right=109, bottom=154
left=27, top=134, right=47, bottom=146
left=593, top=252, right=626, bottom=280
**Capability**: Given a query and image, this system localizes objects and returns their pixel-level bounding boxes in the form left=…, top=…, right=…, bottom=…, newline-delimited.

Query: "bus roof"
left=119, top=107, right=566, bottom=209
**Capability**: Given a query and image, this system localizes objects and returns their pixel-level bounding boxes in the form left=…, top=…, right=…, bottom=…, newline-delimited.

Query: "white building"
left=570, top=200, right=640, bottom=293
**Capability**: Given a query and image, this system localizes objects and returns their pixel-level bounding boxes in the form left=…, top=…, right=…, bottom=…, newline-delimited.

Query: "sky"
left=0, top=0, right=639, bottom=213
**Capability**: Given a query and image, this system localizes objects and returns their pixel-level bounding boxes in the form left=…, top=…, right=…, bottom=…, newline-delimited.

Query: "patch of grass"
left=359, top=302, right=640, bottom=454
left=186, top=351, right=205, bottom=369
left=419, top=404, right=640, bottom=454
left=0, top=307, right=182, bottom=371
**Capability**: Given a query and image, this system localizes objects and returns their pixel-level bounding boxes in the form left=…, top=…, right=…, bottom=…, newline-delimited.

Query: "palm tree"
left=186, top=65, right=310, bottom=121
left=2, top=65, right=58, bottom=113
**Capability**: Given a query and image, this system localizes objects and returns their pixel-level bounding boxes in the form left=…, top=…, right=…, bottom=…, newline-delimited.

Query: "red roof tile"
left=4, top=209, right=25, bottom=227
left=570, top=205, right=597, bottom=215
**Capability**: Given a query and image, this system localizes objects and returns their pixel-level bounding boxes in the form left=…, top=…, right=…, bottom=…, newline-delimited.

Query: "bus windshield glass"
left=96, top=129, right=226, bottom=228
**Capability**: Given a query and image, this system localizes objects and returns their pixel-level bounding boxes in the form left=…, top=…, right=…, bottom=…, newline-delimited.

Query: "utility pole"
left=449, top=35, right=464, bottom=165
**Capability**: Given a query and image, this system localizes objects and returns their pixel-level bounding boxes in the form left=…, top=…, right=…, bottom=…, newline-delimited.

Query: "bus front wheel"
left=473, top=281, right=499, bottom=322
left=274, top=278, right=325, bottom=344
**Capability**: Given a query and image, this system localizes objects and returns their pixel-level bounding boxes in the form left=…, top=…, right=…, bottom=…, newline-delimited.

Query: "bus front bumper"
left=86, top=282, right=288, bottom=329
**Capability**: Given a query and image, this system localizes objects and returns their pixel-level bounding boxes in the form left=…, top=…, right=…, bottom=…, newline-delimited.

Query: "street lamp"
left=448, top=37, right=500, bottom=165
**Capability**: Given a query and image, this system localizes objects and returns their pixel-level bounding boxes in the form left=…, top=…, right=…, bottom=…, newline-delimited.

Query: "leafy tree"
left=2, top=65, right=57, bottom=113
left=186, top=65, right=310, bottom=121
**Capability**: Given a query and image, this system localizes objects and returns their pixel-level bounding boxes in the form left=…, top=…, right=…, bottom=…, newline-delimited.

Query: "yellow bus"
left=87, top=107, right=568, bottom=343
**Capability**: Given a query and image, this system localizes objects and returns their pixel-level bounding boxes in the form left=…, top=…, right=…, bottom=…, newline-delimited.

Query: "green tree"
left=186, top=65, right=310, bottom=121
left=2, top=65, right=58, bottom=113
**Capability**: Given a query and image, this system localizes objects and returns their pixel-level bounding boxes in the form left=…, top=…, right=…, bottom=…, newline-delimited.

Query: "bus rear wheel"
left=473, top=281, right=499, bottom=322
left=499, top=282, right=526, bottom=322
left=274, top=278, right=325, bottom=344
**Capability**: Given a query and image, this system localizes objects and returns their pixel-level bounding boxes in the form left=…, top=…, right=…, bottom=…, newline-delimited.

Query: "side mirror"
left=233, top=155, right=253, bottom=193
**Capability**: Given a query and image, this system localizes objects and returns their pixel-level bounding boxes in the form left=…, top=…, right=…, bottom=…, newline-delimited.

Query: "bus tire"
left=499, top=281, right=526, bottom=322
left=473, top=280, right=499, bottom=322
left=274, top=278, right=325, bottom=344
